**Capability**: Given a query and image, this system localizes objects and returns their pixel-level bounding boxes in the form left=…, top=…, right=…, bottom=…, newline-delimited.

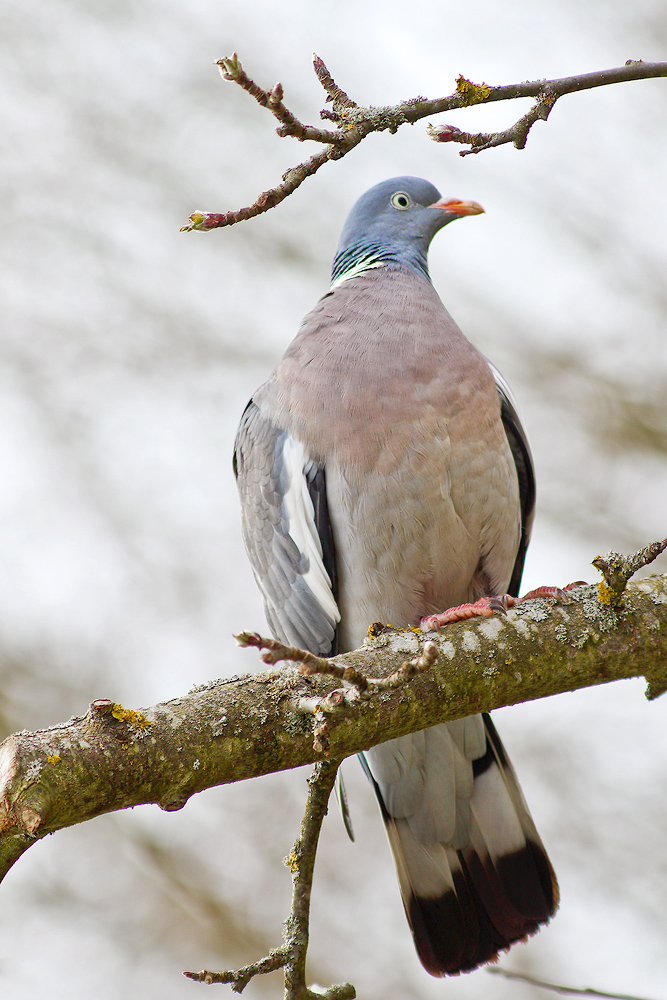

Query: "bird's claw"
left=518, top=580, right=587, bottom=603
left=420, top=594, right=516, bottom=632
left=418, top=581, right=588, bottom=633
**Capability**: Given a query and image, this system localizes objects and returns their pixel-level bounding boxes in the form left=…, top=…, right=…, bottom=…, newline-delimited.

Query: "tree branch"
left=2, top=572, right=667, bottom=887
left=180, top=57, right=667, bottom=232
left=3, top=545, right=667, bottom=997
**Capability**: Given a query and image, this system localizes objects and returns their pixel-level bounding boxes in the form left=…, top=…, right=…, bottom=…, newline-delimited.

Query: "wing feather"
left=234, top=399, right=340, bottom=655
left=487, top=361, right=536, bottom=597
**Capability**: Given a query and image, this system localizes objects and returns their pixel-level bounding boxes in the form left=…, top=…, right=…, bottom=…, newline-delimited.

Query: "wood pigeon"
left=233, top=177, right=558, bottom=976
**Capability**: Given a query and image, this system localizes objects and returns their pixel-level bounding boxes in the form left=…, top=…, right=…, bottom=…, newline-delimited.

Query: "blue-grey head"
left=331, top=176, right=484, bottom=286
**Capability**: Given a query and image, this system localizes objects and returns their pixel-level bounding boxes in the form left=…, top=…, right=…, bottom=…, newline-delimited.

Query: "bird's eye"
left=391, top=192, right=411, bottom=210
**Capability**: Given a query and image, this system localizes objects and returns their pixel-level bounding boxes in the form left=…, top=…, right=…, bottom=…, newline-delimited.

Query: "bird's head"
left=331, top=176, right=484, bottom=285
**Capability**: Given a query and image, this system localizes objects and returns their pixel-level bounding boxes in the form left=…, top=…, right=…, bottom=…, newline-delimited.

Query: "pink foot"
left=420, top=594, right=517, bottom=632
left=420, top=582, right=588, bottom=632
left=518, top=580, right=587, bottom=602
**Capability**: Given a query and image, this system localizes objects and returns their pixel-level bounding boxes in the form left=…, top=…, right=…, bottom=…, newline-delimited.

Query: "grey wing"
left=488, top=362, right=536, bottom=597
left=233, top=398, right=340, bottom=655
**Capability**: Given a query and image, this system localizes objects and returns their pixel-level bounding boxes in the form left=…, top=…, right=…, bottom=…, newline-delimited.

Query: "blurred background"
left=1, top=1, right=666, bottom=997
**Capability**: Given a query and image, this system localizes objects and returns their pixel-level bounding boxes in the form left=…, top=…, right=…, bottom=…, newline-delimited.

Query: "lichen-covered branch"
left=593, top=538, right=667, bottom=608
left=180, top=56, right=667, bottom=231
left=1, top=571, right=666, bottom=888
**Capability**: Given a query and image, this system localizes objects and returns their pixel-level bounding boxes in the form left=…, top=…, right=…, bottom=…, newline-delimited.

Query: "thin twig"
left=183, top=949, right=288, bottom=990
left=237, top=631, right=438, bottom=755
left=488, top=967, right=661, bottom=1000
left=283, top=760, right=355, bottom=999
left=235, top=631, right=438, bottom=693
left=217, top=54, right=342, bottom=143
left=427, top=92, right=557, bottom=153
left=312, top=54, right=357, bottom=110
left=180, top=56, right=667, bottom=231
left=184, top=760, right=355, bottom=999
left=251, top=632, right=438, bottom=756
left=235, top=632, right=332, bottom=672
left=180, top=148, right=335, bottom=231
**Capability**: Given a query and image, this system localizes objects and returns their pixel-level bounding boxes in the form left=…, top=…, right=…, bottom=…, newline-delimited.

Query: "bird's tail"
left=366, top=714, right=558, bottom=976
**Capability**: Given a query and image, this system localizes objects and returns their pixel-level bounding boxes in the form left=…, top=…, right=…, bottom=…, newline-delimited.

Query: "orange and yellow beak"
left=430, top=198, right=485, bottom=217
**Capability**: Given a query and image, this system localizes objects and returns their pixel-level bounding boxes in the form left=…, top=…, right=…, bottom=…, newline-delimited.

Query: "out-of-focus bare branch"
left=488, top=966, right=660, bottom=1000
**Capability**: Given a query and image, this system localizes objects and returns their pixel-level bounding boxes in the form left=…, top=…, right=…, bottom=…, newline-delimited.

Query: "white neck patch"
left=329, top=259, right=385, bottom=290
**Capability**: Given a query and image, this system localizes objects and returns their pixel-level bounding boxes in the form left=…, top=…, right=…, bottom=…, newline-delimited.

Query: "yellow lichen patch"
left=598, top=581, right=615, bottom=606
left=456, top=74, right=491, bottom=104
left=368, top=622, right=424, bottom=639
left=111, top=704, right=152, bottom=729
left=47, top=754, right=62, bottom=765
left=283, top=850, right=299, bottom=874
left=368, top=621, right=423, bottom=638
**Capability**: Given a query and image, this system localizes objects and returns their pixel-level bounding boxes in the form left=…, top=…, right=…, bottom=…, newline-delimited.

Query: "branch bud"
left=180, top=211, right=226, bottom=233
left=427, top=123, right=463, bottom=142
left=217, top=53, right=241, bottom=81
left=269, top=82, right=284, bottom=105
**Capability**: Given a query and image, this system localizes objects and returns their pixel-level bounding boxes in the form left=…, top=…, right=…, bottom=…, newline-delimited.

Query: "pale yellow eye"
left=391, top=192, right=411, bottom=210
